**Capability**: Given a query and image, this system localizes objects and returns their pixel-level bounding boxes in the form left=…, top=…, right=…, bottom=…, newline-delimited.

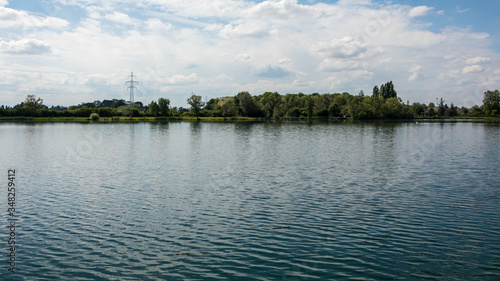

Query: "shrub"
left=90, top=113, right=100, bottom=121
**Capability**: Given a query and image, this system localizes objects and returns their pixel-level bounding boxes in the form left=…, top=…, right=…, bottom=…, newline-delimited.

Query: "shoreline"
left=1, top=116, right=499, bottom=123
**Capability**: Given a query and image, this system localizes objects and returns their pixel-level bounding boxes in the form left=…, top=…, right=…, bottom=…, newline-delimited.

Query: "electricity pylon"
left=127, top=72, right=138, bottom=104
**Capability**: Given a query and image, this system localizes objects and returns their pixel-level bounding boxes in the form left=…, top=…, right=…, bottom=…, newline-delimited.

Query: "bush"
left=90, top=113, right=100, bottom=121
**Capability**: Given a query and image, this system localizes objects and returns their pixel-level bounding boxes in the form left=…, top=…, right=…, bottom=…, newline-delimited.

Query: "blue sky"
left=1, top=0, right=499, bottom=107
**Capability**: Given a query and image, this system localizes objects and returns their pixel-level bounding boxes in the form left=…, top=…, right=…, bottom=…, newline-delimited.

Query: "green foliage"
left=158, top=97, right=170, bottom=116
left=186, top=94, right=204, bottom=119
left=219, top=97, right=235, bottom=117
left=260, top=92, right=281, bottom=118
left=4, top=87, right=500, bottom=120
left=438, top=97, right=446, bottom=116
left=470, top=105, right=483, bottom=117
left=305, top=96, right=314, bottom=118
left=286, top=107, right=301, bottom=117
left=236, top=91, right=258, bottom=117
left=412, top=102, right=426, bottom=116
left=149, top=101, right=159, bottom=116
left=380, top=81, right=397, bottom=99
left=24, top=95, right=45, bottom=109
left=372, top=86, right=380, bottom=98
left=483, top=90, right=500, bottom=116
left=90, top=113, right=100, bottom=121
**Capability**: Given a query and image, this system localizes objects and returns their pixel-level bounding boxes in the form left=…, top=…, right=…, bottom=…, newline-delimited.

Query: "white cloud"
left=318, top=58, right=362, bottom=72
left=438, top=70, right=459, bottom=80
left=0, top=0, right=7, bottom=7
left=0, top=6, right=68, bottom=29
left=465, top=57, right=491, bottom=65
left=165, top=73, right=199, bottom=85
left=278, top=58, right=291, bottom=64
left=215, top=74, right=233, bottom=82
left=457, top=6, right=471, bottom=13
left=408, top=65, right=423, bottom=81
left=144, top=18, right=172, bottom=32
left=409, top=6, right=434, bottom=17
left=252, top=65, right=290, bottom=78
left=313, top=37, right=367, bottom=58
left=0, top=0, right=498, bottom=107
left=0, top=39, right=51, bottom=55
left=409, top=65, right=422, bottom=73
left=220, top=21, right=271, bottom=38
left=236, top=53, right=252, bottom=62
left=462, top=65, right=484, bottom=74
left=103, top=11, right=134, bottom=25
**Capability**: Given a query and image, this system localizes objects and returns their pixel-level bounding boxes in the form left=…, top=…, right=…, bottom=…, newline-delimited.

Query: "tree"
left=471, top=105, right=483, bottom=117
left=236, top=91, right=257, bottom=117
left=158, top=97, right=170, bottom=116
left=24, top=95, right=44, bottom=109
left=372, top=86, right=380, bottom=98
left=412, top=102, right=425, bottom=116
left=305, top=95, right=314, bottom=118
left=438, top=97, right=446, bottom=116
left=218, top=97, right=235, bottom=117
left=482, top=90, right=500, bottom=116
left=448, top=103, right=458, bottom=117
left=90, top=113, right=100, bottom=121
left=427, top=107, right=435, bottom=117
left=149, top=101, right=160, bottom=116
left=260, top=92, right=281, bottom=118
left=187, top=94, right=204, bottom=120
left=380, top=81, right=397, bottom=99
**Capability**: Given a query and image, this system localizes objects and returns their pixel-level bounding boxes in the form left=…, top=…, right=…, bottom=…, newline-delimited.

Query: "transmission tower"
left=126, top=72, right=138, bottom=104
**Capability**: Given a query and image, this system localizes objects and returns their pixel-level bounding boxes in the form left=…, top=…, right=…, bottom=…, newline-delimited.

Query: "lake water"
left=1, top=120, right=499, bottom=280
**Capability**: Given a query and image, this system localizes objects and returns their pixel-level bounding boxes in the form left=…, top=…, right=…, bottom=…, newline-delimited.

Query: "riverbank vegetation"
left=1, top=83, right=499, bottom=120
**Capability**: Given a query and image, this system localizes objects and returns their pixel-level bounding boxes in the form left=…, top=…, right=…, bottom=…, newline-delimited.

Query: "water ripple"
left=2, top=122, right=499, bottom=280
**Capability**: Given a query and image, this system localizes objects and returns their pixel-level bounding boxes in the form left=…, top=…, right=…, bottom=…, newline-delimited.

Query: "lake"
left=1, top=120, right=499, bottom=280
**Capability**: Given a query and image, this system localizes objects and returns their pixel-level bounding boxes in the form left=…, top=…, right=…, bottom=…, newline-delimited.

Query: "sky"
left=0, top=0, right=499, bottom=108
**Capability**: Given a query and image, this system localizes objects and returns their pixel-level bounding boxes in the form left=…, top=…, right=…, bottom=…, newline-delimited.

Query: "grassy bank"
left=1, top=116, right=499, bottom=123
left=0, top=116, right=268, bottom=122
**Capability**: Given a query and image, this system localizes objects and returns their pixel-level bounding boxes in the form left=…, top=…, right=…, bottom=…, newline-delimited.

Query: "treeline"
left=1, top=85, right=499, bottom=119
left=190, top=83, right=499, bottom=119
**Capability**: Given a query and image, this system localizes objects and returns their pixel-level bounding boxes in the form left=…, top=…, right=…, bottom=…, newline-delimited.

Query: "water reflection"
left=1, top=121, right=499, bottom=280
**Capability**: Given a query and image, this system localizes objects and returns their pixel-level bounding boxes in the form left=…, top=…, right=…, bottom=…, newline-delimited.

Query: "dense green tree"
left=260, top=92, right=281, bottom=118
left=382, top=97, right=403, bottom=118
left=482, top=90, right=500, bottom=116
left=471, top=105, right=483, bottom=117
left=24, top=95, right=44, bottom=109
left=438, top=97, right=446, bottom=116
left=95, top=107, right=116, bottom=117
left=187, top=94, right=205, bottom=120
left=158, top=97, right=170, bottom=116
left=412, top=102, right=425, bottom=116
left=372, top=86, right=380, bottom=98
left=149, top=101, right=160, bottom=116
left=461, top=107, right=469, bottom=117
left=380, top=81, right=397, bottom=99
left=328, top=102, right=341, bottom=117
left=219, top=97, right=235, bottom=117
left=236, top=91, right=258, bottom=117
left=286, top=107, right=301, bottom=117
left=90, top=113, right=100, bottom=121
left=448, top=103, right=458, bottom=117
left=305, top=96, right=314, bottom=118
left=204, top=98, right=216, bottom=110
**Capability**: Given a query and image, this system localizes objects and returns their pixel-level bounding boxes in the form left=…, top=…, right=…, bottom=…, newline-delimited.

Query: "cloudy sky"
left=1, top=0, right=499, bottom=107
